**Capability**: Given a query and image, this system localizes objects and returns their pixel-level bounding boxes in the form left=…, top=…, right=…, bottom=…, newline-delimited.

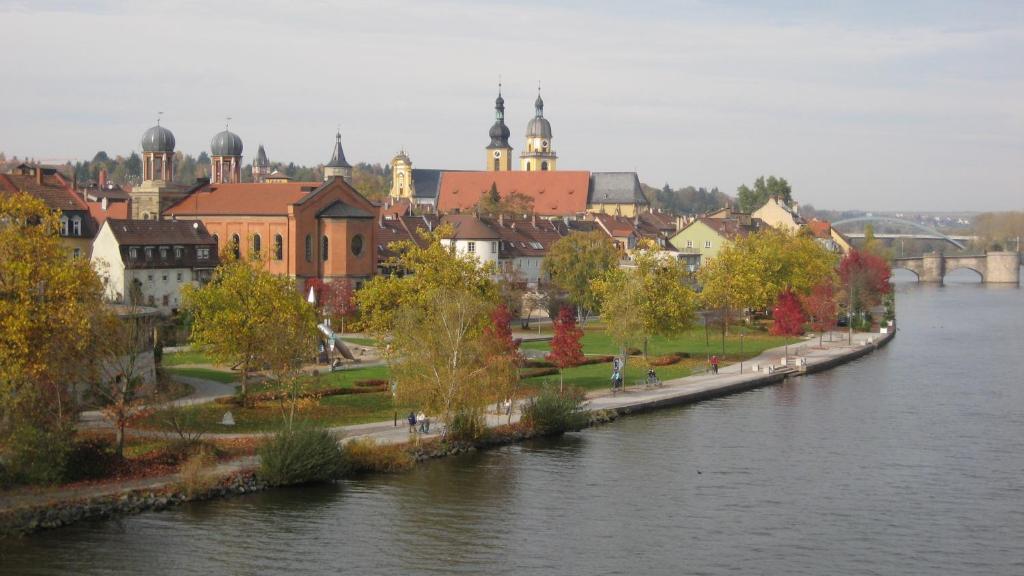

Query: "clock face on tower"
left=541, top=140, right=548, bottom=149
left=493, top=150, right=501, bottom=158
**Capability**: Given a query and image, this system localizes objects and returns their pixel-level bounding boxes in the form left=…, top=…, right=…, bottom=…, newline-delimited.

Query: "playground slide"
left=318, top=323, right=356, bottom=361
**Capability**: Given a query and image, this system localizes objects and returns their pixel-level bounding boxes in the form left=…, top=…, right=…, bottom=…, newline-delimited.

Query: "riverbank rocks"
left=0, top=471, right=266, bottom=538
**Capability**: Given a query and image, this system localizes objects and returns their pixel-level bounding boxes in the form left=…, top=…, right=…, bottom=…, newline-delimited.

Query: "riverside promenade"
left=1, top=329, right=894, bottom=521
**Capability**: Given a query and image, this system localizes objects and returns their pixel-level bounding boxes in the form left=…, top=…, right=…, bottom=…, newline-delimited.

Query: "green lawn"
left=165, top=366, right=239, bottom=383
left=247, top=364, right=392, bottom=394
left=162, top=349, right=213, bottom=366
left=141, top=390, right=409, bottom=434
left=522, top=325, right=788, bottom=358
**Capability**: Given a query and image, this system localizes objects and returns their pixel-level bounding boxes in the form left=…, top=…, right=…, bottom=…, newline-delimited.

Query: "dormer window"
left=174, top=246, right=183, bottom=259
left=145, top=247, right=153, bottom=260
left=60, top=216, right=68, bottom=236
left=71, top=216, right=81, bottom=236
left=159, top=247, right=169, bottom=260
left=197, top=247, right=210, bottom=260
left=129, top=247, right=138, bottom=260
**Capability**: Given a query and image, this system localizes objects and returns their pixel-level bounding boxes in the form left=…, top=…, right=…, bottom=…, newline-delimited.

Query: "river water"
left=2, top=273, right=1022, bottom=575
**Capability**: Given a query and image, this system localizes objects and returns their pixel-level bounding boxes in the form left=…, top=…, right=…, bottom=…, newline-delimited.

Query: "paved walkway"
left=7, top=329, right=892, bottom=514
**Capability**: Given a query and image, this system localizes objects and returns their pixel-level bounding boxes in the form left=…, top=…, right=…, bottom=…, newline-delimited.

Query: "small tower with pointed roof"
left=520, top=84, right=557, bottom=171
left=486, top=83, right=513, bottom=172
left=252, top=144, right=270, bottom=183
left=324, top=131, right=353, bottom=183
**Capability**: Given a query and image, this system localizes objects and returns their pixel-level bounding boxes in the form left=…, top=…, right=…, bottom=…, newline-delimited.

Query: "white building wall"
left=443, top=238, right=500, bottom=268
left=127, top=267, right=195, bottom=314
left=91, top=223, right=127, bottom=302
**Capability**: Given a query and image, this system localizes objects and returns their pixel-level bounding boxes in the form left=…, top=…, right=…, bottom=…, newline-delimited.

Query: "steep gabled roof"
left=318, top=201, right=373, bottom=219
left=0, top=168, right=90, bottom=213
left=588, top=172, right=648, bottom=206
left=441, top=213, right=501, bottom=239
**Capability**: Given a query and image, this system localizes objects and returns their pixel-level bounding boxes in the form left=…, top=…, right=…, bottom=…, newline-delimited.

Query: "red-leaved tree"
left=770, top=289, right=806, bottom=337
left=547, top=306, right=585, bottom=391
left=483, top=303, right=522, bottom=420
left=322, top=280, right=357, bottom=334
left=801, top=280, right=838, bottom=347
left=838, top=249, right=891, bottom=337
left=484, top=303, right=517, bottom=356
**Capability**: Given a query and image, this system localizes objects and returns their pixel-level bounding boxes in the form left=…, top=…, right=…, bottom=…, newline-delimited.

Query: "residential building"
left=752, top=196, right=803, bottom=232
left=806, top=218, right=853, bottom=254
left=669, top=215, right=765, bottom=271
left=0, top=163, right=95, bottom=258
left=441, top=214, right=502, bottom=268
left=91, top=219, right=219, bottom=314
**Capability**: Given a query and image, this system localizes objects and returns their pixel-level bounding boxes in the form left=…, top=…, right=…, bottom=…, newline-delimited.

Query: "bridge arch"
left=833, top=216, right=967, bottom=250
left=944, top=266, right=984, bottom=282
left=891, top=266, right=920, bottom=282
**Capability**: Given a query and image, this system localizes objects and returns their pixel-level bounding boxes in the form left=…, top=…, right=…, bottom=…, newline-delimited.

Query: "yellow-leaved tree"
left=593, top=242, right=699, bottom=367
left=182, top=246, right=318, bottom=407
left=0, top=193, right=106, bottom=481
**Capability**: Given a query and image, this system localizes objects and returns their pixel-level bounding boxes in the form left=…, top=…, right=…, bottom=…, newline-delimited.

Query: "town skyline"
left=1, top=0, right=1021, bottom=212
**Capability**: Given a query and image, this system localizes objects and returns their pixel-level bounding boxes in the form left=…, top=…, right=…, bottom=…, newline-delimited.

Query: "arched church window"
left=541, top=161, right=549, bottom=171
left=351, top=234, right=364, bottom=256
left=231, top=234, right=240, bottom=259
left=305, top=234, right=312, bottom=262
left=274, top=234, right=283, bottom=261
left=321, top=235, right=329, bottom=261
left=252, top=234, right=261, bottom=257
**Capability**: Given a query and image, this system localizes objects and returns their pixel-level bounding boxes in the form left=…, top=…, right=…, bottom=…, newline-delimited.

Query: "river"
left=2, top=272, right=1022, bottom=575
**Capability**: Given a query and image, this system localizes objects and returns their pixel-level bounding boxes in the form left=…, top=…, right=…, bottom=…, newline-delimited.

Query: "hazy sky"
left=1, top=0, right=1021, bottom=211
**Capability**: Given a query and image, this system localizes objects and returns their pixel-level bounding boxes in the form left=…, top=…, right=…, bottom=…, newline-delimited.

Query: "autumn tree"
left=483, top=303, right=522, bottom=416
left=388, top=288, right=512, bottom=438
left=838, top=249, right=892, bottom=337
left=357, top=224, right=498, bottom=338
left=542, top=231, right=620, bottom=323
left=261, top=283, right=320, bottom=430
left=182, top=249, right=315, bottom=406
left=1, top=193, right=106, bottom=471
left=321, top=280, right=357, bottom=334
left=547, top=306, right=585, bottom=391
left=770, top=288, right=806, bottom=357
left=593, top=245, right=699, bottom=365
left=801, top=280, right=839, bottom=346
left=90, top=304, right=159, bottom=458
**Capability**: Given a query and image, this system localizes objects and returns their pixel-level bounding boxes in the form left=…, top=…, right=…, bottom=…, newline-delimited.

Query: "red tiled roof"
left=441, top=214, right=501, bottom=239
left=437, top=171, right=590, bottom=216
left=164, top=182, right=324, bottom=216
left=0, top=169, right=89, bottom=213
left=698, top=216, right=765, bottom=239
left=592, top=213, right=637, bottom=238
left=806, top=218, right=832, bottom=239
left=87, top=200, right=130, bottom=226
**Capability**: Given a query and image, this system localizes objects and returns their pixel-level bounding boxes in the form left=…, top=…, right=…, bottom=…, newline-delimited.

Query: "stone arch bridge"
left=893, top=251, right=1020, bottom=284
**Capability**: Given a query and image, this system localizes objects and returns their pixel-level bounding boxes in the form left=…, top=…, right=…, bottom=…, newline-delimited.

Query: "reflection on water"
left=2, top=282, right=1022, bottom=576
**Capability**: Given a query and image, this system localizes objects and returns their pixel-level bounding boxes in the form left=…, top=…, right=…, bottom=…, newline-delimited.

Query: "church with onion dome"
left=130, top=120, right=191, bottom=220
left=388, top=84, right=649, bottom=217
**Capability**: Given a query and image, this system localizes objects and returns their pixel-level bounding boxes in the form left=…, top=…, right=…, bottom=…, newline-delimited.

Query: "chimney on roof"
left=99, top=169, right=107, bottom=188
left=35, top=165, right=43, bottom=185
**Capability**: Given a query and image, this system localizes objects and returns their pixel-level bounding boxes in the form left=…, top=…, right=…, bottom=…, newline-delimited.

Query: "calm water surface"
left=2, top=274, right=1023, bottom=575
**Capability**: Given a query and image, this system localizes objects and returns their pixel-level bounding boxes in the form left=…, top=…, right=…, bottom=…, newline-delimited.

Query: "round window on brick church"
left=351, top=234, right=364, bottom=256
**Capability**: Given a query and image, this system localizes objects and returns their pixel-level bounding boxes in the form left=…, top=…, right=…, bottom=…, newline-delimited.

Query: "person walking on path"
left=417, top=411, right=427, bottom=433
left=711, top=355, right=719, bottom=375
left=407, top=411, right=417, bottom=434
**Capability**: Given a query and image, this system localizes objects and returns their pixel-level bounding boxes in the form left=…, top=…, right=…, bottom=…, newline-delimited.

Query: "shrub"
left=448, top=410, right=486, bottom=442
left=578, top=355, right=615, bottom=366
left=647, top=352, right=690, bottom=366
left=521, top=386, right=589, bottom=435
left=625, top=347, right=642, bottom=356
left=258, top=427, right=343, bottom=486
left=2, top=426, right=74, bottom=485
left=523, top=359, right=555, bottom=369
left=65, top=436, right=119, bottom=481
left=177, top=444, right=218, bottom=497
left=341, top=438, right=413, bottom=474
left=520, top=367, right=560, bottom=378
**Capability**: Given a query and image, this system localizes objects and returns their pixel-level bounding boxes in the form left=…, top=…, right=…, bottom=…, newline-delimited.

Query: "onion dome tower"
left=210, top=122, right=244, bottom=184
left=520, top=85, right=557, bottom=171
left=323, top=131, right=352, bottom=183
left=486, top=83, right=512, bottom=172
left=132, top=116, right=188, bottom=220
left=253, top=144, right=270, bottom=183
left=141, top=120, right=176, bottom=182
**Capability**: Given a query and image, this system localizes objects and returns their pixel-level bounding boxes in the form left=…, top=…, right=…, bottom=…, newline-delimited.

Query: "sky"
left=0, top=0, right=1021, bottom=211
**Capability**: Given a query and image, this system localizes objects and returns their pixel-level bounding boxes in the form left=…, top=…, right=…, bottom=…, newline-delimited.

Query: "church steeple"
left=486, top=82, right=512, bottom=171
left=323, top=130, right=353, bottom=183
left=520, top=83, right=556, bottom=171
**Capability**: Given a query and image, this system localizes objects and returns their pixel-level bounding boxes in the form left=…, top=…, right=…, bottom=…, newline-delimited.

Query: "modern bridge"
left=833, top=216, right=971, bottom=250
